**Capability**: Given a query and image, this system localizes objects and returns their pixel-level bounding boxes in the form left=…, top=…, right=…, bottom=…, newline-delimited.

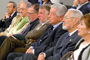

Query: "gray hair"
left=68, top=9, right=83, bottom=24
left=21, top=1, right=32, bottom=8
left=9, top=1, right=17, bottom=8
left=51, top=4, right=67, bottom=17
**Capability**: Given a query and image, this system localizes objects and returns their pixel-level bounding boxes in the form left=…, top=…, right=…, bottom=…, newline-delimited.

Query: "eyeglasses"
left=27, top=12, right=36, bottom=15
left=63, top=16, right=75, bottom=19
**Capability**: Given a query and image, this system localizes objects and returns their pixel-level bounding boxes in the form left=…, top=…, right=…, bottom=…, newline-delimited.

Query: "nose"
left=62, top=18, right=65, bottom=22
left=77, top=24, right=80, bottom=29
left=38, top=13, right=40, bottom=17
left=48, top=14, right=50, bottom=18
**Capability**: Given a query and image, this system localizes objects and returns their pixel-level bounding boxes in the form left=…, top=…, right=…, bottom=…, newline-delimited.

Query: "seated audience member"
left=71, top=0, right=90, bottom=15
left=0, top=1, right=24, bottom=36
left=0, top=1, right=17, bottom=32
left=7, top=4, right=67, bottom=60
left=74, top=14, right=90, bottom=60
left=10, top=9, right=83, bottom=60
left=25, top=4, right=50, bottom=45
left=0, top=1, right=32, bottom=45
left=0, top=4, right=48, bottom=60
left=37, top=9, right=83, bottom=60
left=61, top=14, right=90, bottom=60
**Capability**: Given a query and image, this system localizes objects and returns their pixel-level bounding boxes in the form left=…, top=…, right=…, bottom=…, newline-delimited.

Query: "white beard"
left=62, top=25, right=73, bottom=30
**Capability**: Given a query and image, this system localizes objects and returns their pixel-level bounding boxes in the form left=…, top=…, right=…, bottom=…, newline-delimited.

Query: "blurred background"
left=0, top=0, right=73, bottom=19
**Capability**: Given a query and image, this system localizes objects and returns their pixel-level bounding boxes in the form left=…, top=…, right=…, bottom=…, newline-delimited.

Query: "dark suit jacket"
left=0, top=11, right=17, bottom=31
left=44, top=31, right=81, bottom=60
left=31, top=23, right=67, bottom=56
left=13, top=19, right=39, bottom=40
left=71, top=2, right=90, bottom=15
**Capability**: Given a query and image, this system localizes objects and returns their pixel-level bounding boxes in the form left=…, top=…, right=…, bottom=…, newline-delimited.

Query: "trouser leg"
left=0, top=37, right=25, bottom=60
left=14, top=53, right=37, bottom=60
left=7, top=52, right=24, bottom=60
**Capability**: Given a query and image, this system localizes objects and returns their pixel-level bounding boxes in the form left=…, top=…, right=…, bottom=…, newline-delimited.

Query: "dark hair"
left=80, top=14, right=90, bottom=28
left=33, top=4, right=40, bottom=13
left=9, top=1, right=17, bottom=8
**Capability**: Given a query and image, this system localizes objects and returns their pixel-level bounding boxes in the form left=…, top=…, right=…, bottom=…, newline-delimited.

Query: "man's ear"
left=73, top=17, right=79, bottom=25
left=59, top=15, right=64, bottom=22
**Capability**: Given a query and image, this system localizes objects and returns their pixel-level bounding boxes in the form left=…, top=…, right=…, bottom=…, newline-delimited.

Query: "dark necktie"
left=66, top=34, right=70, bottom=39
left=38, top=25, right=53, bottom=45
left=9, top=16, right=11, bottom=19
left=20, top=23, right=30, bottom=34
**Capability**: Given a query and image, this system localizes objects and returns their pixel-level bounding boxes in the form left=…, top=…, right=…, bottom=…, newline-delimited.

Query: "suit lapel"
left=58, top=31, right=78, bottom=48
left=79, top=2, right=89, bottom=10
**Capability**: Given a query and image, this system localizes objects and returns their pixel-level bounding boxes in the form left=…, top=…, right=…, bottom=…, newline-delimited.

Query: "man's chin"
left=62, top=26, right=68, bottom=30
left=62, top=26, right=73, bottom=30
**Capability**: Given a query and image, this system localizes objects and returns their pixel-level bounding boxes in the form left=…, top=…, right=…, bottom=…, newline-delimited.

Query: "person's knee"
left=7, top=53, right=15, bottom=60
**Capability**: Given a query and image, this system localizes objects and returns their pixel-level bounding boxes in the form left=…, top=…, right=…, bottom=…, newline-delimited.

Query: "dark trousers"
left=0, top=36, right=7, bottom=46
left=7, top=53, right=24, bottom=60
left=7, top=52, right=37, bottom=60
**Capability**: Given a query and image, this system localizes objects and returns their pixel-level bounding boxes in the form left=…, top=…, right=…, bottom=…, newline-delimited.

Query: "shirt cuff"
left=33, top=49, right=35, bottom=54
left=39, top=52, right=46, bottom=57
left=72, top=5, right=77, bottom=7
left=30, top=46, right=34, bottom=49
left=30, top=46, right=35, bottom=54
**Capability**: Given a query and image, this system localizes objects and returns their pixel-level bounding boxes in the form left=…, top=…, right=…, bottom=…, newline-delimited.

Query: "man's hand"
left=3, top=13, right=10, bottom=21
left=26, top=48, right=33, bottom=54
left=8, top=34, right=14, bottom=37
left=37, top=53, right=45, bottom=60
left=0, top=33, right=1, bottom=36
left=73, top=0, right=78, bottom=6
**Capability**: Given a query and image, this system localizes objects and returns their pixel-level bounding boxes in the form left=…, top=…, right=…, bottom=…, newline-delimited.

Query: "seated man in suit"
left=0, top=4, right=51, bottom=60
left=0, top=1, right=24, bottom=36
left=71, top=0, right=90, bottom=15
left=0, top=1, right=32, bottom=46
left=36, top=9, right=83, bottom=60
left=0, top=1, right=17, bottom=32
left=7, top=4, right=67, bottom=60
left=9, top=9, right=83, bottom=60
left=25, top=4, right=50, bottom=45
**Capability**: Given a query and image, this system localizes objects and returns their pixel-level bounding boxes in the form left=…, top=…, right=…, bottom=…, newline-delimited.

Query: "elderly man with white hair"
left=7, top=4, right=67, bottom=60
left=37, top=9, right=83, bottom=60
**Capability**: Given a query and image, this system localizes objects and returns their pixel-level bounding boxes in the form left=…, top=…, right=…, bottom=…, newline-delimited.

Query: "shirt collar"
left=69, top=29, right=78, bottom=36
left=53, top=22, right=62, bottom=30
left=40, top=20, right=49, bottom=25
left=10, top=10, right=16, bottom=17
left=30, top=19, right=39, bottom=24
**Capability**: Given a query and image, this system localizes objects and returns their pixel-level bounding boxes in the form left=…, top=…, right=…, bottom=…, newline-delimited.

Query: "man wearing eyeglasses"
left=7, top=4, right=68, bottom=60
left=0, top=3, right=40, bottom=60
left=37, top=9, right=83, bottom=60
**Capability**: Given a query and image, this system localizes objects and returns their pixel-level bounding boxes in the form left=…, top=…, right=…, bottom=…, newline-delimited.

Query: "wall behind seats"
left=60, top=0, right=73, bottom=9
left=0, top=0, right=73, bottom=19
left=0, top=0, right=20, bottom=19
left=60, top=0, right=73, bottom=6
